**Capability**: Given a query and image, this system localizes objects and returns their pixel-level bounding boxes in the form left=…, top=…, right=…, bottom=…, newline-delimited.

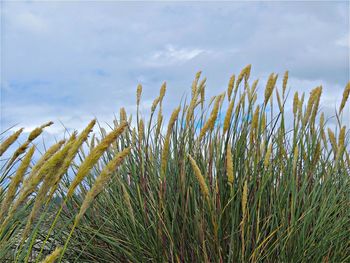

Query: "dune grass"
left=0, top=65, right=349, bottom=262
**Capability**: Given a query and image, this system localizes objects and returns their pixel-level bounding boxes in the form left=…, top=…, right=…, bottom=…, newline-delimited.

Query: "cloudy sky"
left=1, top=1, right=349, bottom=136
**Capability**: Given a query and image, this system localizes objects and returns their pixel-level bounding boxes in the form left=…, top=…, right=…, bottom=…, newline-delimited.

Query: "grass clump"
left=0, top=65, right=349, bottom=262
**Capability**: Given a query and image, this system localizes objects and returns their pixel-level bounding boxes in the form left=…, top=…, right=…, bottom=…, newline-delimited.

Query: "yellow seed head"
left=264, top=73, right=277, bottom=105
left=223, top=100, right=234, bottom=134
left=199, top=96, right=221, bottom=140
left=339, top=82, right=350, bottom=114
left=242, top=180, right=248, bottom=217
left=292, top=145, right=299, bottom=175
left=226, top=144, right=234, bottom=186
left=264, top=143, right=272, bottom=167
left=236, top=64, right=251, bottom=91
left=293, top=92, right=299, bottom=116
left=338, top=126, right=346, bottom=149
left=310, top=86, right=322, bottom=125
left=136, top=84, right=142, bottom=106
left=41, top=247, right=62, bottom=263
left=252, top=106, right=260, bottom=131
left=0, top=146, right=35, bottom=220
left=282, top=71, right=289, bottom=96
left=75, top=147, right=130, bottom=224
left=328, top=128, right=338, bottom=154
left=159, top=82, right=167, bottom=102
left=0, top=128, right=24, bottom=157
left=227, top=74, right=235, bottom=101
left=120, top=107, right=127, bottom=122
left=67, top=122, right=128, bottom=197
left=151, top=97, right=160, bottom=113
left=138, top=119, right=144, bottom=144
left=28, top=121, right=54, bottom=142
left=192, top=71, right=202, bottom=98
left=161, top=107, right=181, bottom=178
left=188, top=154, right=209, bottom=199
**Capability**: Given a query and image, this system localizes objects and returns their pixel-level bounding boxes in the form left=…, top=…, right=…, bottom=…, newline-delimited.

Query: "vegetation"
left=0, top=65, right=349, bottom=262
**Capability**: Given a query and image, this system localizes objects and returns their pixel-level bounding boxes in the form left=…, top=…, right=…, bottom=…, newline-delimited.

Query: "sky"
left=1, top=1, right=349, bottom=138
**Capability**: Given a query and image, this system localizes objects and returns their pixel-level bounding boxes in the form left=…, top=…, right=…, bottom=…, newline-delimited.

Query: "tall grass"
left=1, top=66, right=349, bottom=262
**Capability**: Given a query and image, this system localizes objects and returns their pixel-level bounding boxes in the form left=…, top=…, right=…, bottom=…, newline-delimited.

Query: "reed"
left=1, top=67, right=349, bottom=263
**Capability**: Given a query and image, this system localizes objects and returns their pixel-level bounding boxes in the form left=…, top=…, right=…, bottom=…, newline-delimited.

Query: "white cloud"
left=11, top=12, right=48, bottom=33
left=335, top=34, right=350, bottom=48
left=145, top=45, right=205, bottom=67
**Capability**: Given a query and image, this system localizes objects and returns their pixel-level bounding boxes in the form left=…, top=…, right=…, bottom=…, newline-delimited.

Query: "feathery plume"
left=74, top=147, right=130, bottom=224
left=41, top=247, right=62, bottom=263
left=328, top=128, right=338, bottom=155
left=293, top=92, right=299, bottom=117
left=264, top=143, right=273, bottom=167
left=0, top=146, right=35, bottom=220
left=227, top=74, right=235, bottom=101
left=138, top=119, right=144, bottom=145
left=120, top=107, right=127, bottom=122
left=242, top=180, right=248, bottom=218
left=223, top=99, right=234, bottom=134
left=310, top=86, right=322, bottom=126
left=226, top=144, right=234, bottom=186
left=159, top=82, right=167, bottom=103
left=47, top=120, right=96, bottom=199
left=0, top=128, right=24, bottom=157
left=339, top=82, right=350, bottom=114
left=264, top=73, right=277, bottom=106
left=188, top=154, right=209, bottom=200
left=161, top=107, right=181, bottom=178
left=6, top=122, right=53, bottom=169
left=199, top=95, right=222, bottom=140
left=67, top=122, right=128, bottom=197
left=338, top=126, right=346, bottom=150
left=282, top=71, right=289, bottom=96
left=136, top=84, right=142, bottom=106
left=192, top=71, right=202, bottom=98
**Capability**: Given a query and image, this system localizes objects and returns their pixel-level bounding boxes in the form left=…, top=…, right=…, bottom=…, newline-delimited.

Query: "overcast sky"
left=1, top=1, right=349, bottom=136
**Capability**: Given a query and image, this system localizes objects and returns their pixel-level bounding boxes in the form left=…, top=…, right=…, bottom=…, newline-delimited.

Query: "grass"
left=0, top=65, right=349, bottom=262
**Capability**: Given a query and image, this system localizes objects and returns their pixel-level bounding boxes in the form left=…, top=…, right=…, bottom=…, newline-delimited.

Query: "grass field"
left=1, top=65, right=349, bottom=262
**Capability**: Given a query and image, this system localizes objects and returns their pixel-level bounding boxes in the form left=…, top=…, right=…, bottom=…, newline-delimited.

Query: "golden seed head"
left=339, top=81, right=350, bottom=114
left=136, top=84, right=142, bottom=105
left=282, top=70, right=289, bottom=95
left=264, top=73, right=277, bottom=105
left=293, top=92, right=299, bottom=116
left=236, top=64, right=251, bottom=90
left=28, top=121, right=53, bottom=142
left=120, top=107, right=127, bottom=122
left=226, top=144, right=234, bottom=186
left=328, top=128, right=338, bottom=154
left=151, top=97, right=160, bottom=113
left=338, top=126, right=346, bottom=149
left=159, top=82, right=167, bottom=102
left=223, top=100, right=234, bottom=134
left=188, top=154, right=209, bottom=199
left=67, top=122, right=128, bottom=197
left=227, top=74, right=235, bottom=101
left=199, top=96, right=221, bottom=140
left=192, top=71, right=202, bottom=98
left=161, top=107, right=181, bottom=177
left=75, top=147, right=130, bottom=224
left=0, top=128, right=24, bottom=157
left=310, top=86, right=322, bottom=125
left=138, top=119, right=144, bottom=144
left=252, top=106, right=260, bottom=131
left=0, top=146, right=35, bottom=220
left=41, top=247, right=62, bottom=263
left=242, top=180, right=248, bottom=217
left=264, top=143, right=273, bottom=167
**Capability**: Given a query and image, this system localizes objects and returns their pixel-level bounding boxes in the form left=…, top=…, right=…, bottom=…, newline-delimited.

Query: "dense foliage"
left=1, top=66, right=349, bottom=262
